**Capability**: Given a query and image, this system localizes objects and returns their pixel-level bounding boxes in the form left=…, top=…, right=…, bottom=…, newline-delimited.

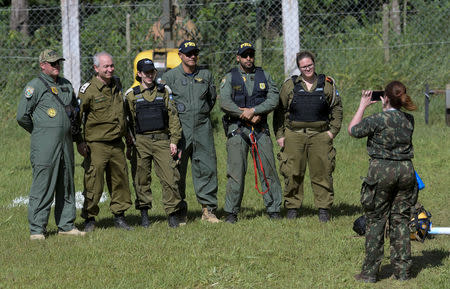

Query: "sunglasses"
left=185, top=51, right=199, bottom=57
left=47, top=61, right=61, bottom=67
left=240, top=52, right=255, bottom=58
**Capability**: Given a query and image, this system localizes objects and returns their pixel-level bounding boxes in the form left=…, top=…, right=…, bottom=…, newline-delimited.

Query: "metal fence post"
left=61, top=0, right=81, bottom=92
left=282, top=0, right=300, bottom=77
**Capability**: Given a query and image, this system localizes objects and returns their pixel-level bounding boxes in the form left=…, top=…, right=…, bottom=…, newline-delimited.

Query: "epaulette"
left=125, top=87, right=134, bottom=96
left=79, top=82, right=90, bottom=94
left=325, top=76, right=334, bottom=84
left=156, top=83, right=165, bottom=93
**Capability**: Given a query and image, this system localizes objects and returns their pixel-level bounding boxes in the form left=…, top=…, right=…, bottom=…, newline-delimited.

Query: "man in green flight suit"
left=220, top=42, right=282, bottom=223
left=125, top=58, right=186, bottom=228
left=162, top=40, right=220, bottom=223
left=17, top=49, right=86, bottom=240
left=273, top=51, right=343, bottom=222
left=77, top=51, right=133, bottom=232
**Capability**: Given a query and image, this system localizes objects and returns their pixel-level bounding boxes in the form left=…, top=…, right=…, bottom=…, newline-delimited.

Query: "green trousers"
left=178, top=134, right=218, bottom=210
left=279, top=128, right=336, bottom=209
left=81, top=139, right=132, bottom=218
left=130, top=134, right=183, bottom=215
left=224, top=128, right=282, bottom=214
left=28, top=154, right=76, bottom=235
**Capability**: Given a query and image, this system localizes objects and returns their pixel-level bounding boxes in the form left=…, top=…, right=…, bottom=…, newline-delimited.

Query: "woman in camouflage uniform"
left=348, top=81, right=417, bottom=283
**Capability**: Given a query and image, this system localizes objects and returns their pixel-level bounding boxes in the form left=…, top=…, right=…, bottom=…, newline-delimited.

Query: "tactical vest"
left=134, top=84, right=169, bottom=134
left=231, top=67, right=268, bottom=108
left=289, top=74, right=329, bottom=122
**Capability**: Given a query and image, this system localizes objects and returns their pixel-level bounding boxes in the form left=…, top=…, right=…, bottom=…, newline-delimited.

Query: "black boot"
left=114, top=213, right=133, bottom=231
left=286, top=209, right=298, bottom=219
left=84, top=217, right=96, bottom=232
left=225, top=213, right=238, bottom=224
left=140, top=209, right=150, bottom=228
left=318, top=208, right=330, bottom=223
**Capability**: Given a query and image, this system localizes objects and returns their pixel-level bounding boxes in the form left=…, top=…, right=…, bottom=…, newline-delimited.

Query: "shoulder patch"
left=220, top=77, right=226, bottom=88
left=25, top=86, right=34, bottom=99
left=79, top=82, right=90, bottom=94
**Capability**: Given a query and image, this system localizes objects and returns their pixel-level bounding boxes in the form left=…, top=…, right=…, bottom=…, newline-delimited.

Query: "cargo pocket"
left=84, top=164, right=96, bottom=194
left=277, top=149, right=288, bottom=179
left=360, top=177, right=378, bottom=211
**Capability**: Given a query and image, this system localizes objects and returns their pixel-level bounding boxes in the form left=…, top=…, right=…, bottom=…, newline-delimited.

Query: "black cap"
left=237, top=42, right=255, bottom=55
left=137, top=58, right=156, bottom=72
left=179, top=40, right=200, bottom=54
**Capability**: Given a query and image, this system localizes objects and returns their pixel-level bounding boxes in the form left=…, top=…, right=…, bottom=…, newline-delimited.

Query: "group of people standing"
left=18, top=40, right=418, bottom=283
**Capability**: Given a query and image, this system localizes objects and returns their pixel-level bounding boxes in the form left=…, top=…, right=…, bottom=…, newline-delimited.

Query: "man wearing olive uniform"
left=161, top=40, right=220, bottom=223
left=77, top=51, right=132, bottom=231
left=273, top=51, right=343, bottom=222
left=17, top=49, right=85, bottom=240
left=220, top=42, right=282, bottom=223
left=125, top=58, right=185, bottom=228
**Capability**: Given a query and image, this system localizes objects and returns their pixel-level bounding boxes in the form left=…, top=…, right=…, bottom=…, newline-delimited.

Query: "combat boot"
left=268, top=212, right=282, bottom=219
left=201, top=205, right=221, bottom=223
left=140, top=209, right=150, bottom=228
left=318, top=208, right=330, bottom=222
left=168, top=212, right=181, bottom=228
left=114, top=214, right=134, bottom=231
left=286, top=209, right=298, bottom=219
left=84, top=217, right=96, bottom=232
left=225, top=213, right=238, bottom=224
left=177, top=201, right=188, bottom=226
left=354, top=273, right=377, bottom=283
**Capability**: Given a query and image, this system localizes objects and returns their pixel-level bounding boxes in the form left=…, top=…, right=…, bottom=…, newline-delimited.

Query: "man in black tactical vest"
left=125, top=58, right=186, bottom=228
left=273, top=51, right=343, bottom=222
left=220, top=42, right=283, bottom=223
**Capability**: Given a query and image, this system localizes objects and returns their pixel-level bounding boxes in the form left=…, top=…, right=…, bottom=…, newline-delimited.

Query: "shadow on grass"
left=377, top=248, right=449, bottom=280
left=70, top=202, right=362, bottom=230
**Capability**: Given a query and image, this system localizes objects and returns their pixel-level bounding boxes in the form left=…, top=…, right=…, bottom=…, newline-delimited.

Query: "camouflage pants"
left=360, top=159, right=415, bottom=279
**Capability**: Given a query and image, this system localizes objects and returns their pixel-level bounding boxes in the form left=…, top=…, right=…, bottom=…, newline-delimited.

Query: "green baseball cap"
left=39, top=49, right=65, bottom=63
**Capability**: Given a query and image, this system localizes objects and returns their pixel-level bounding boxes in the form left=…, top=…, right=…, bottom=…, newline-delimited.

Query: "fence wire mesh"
left=1, top=0, right=449, bottom=121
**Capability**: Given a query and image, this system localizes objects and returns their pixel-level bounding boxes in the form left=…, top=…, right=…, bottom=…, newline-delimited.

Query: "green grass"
left=1, top=98, right=449, bottom=288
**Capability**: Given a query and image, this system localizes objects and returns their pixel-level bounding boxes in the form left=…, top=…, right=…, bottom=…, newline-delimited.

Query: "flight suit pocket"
left=360, top=177, right=378, bottom=211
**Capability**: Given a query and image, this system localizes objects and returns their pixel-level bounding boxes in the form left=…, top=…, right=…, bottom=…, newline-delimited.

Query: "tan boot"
left=30, top=234, right=45, bottom=240
left=201, top=206, right=221, bottom=223
left=58, top=228, right=86, bottom=236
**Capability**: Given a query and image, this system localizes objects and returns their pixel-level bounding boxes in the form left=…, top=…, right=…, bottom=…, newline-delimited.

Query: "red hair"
left=385, top=81, right=417, bottom=111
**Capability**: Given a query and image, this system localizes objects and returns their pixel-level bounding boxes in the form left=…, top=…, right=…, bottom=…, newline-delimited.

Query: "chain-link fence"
left=1, top=0, right=449, bottom=120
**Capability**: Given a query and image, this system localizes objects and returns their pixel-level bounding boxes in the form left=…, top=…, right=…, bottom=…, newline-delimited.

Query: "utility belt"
left=226, top=125, right=269, bottom=147
left=136, top=132, right=169, bottom=141
left=287, top=121, right=329, bottom=133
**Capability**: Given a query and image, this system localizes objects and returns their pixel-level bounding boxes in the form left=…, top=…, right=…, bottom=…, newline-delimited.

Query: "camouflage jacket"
left=351, top=109, right=414, bottom=160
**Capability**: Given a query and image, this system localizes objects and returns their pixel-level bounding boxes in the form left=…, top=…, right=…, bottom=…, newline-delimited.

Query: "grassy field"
left=1, top=89, right=449, bottom=288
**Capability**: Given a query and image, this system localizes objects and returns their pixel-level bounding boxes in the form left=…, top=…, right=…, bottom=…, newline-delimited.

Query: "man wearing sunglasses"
left=17, top=49, right=85, bottom=240
left=161, top=40, right=220, bottom=223
left=220, top=42, right=282, bottom=223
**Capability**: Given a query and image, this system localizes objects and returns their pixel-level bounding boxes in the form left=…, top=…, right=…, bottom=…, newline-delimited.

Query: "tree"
left=10, top=0, right=29, bottom=36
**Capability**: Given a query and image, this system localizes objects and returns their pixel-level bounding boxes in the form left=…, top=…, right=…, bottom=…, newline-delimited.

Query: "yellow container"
left=132, top=48, right=181, bottom=87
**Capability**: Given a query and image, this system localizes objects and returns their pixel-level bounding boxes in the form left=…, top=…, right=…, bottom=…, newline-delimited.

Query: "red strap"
left=249, top=132, right=270, bottom=195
